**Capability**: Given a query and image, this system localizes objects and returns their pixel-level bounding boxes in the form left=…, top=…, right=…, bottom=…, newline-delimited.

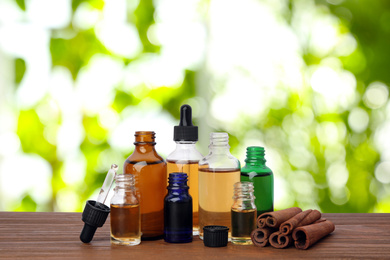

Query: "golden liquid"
left=167, top=160, right=199, bottom=232
left=110, top=204, right=141, bottom=245
left=198, top=168, right=240, bottom=238
left=124, top=160, right=166, bottom=239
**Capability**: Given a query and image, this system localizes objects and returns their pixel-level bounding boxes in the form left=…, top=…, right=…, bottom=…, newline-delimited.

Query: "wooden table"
left=0, top=212, right=389, bottom=259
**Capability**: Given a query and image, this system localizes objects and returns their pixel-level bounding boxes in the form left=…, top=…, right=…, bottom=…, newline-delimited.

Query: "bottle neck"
left=175, top=141, right=197, bottom=150
left=114, top=174, right=135, bottom=192
left=134, top=131, right=157, bottom=153
left=208, top=132, right=230, bottom=154
left=245, top=146, right=266, bottom=167
left=167, top=173, right=189, bottom=194
left=233, top=182, right=255, bottom=202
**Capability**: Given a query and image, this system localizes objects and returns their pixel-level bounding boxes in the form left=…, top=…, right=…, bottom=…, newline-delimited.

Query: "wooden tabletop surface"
left=0, top=212, right=389, bottom=259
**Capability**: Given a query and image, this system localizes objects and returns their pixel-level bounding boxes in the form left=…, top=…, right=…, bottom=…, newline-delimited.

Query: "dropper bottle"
left=166, top=104, right=203, bottom=235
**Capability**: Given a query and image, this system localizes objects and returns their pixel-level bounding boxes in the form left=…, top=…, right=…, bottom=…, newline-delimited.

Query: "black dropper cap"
left=80, top=200, right=110, bottom=243
left=174, top=104, right=198, bottom=141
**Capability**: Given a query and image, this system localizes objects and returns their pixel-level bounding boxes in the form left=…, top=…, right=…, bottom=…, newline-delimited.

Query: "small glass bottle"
left=231, top=182, right=256, bottom=245
left=198, top=132, right=240, bottom=239
left=167, top=105, right=203, bottom=234
left=164, top=172, right=193, bottom=243
left=240, top=146, right=274, bottom=216
left=110, top=174, right=141, bottom=246
left=123, top=131, right=167, bottom=240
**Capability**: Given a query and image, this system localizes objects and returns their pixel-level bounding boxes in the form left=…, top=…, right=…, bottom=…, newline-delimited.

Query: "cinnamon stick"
left=279, top=209, right=312, bottom=235
left=257, top=207, right=302, bottom=228
left=269, top=231, right=293, bottom=249
left=297, top=209, right=322, bottom=227
left=313, top=218, right=326, bottom=224
left=280, top=209, right=322, bottom=235
left=292, top=220, right=335, bottom=249
left=250, top=227, right=276, bottom=247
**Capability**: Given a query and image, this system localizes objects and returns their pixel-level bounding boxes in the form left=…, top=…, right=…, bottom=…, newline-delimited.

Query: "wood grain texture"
left=0, top=212, right=389, bottom=259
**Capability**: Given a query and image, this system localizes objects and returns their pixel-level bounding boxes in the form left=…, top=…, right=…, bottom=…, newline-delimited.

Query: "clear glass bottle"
left=110, top=174, right=141, bottom=246
left=123, top=131, right=167, bottom=240
left=231, top=182, right=256, bottom=245
left=167, top=105, right=203, bottom=234
left=240, top=146, right=274, bottom=216
left=198, top=132, right=240, bottom=239
left=164, top=172, right=193, bottom=243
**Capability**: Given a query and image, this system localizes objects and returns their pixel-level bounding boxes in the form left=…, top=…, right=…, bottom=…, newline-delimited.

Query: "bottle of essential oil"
left=198, top=132, right=240, bottom=239
left=164, top=172, right=193, bottom=243
left=231, top=182, right=256, bottom=245
left=240, top=146, right=274, bottom=216
left=166, top=105, right=203, bottom=234
left=110, top=174, right=141, bottom=245
left=123, top=131, right=167, bottom=240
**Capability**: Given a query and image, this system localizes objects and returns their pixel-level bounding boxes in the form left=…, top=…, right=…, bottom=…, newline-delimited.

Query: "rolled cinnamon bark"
left=280, top=209, right=313, bottom=235
left=257, top=207, right=302, bottom=228
left=280, top=209, right=322, bottom=235
left=292, top=220, right=335, bottom=250
left=313, top=218, right=326, bottom=224
left=250, top=227, right=276, bottom=247
left=269, top=231, right=293, bottom=249
left=297, top=209, right=322, bottom=227
left=257, top=218, right=267, bottom=228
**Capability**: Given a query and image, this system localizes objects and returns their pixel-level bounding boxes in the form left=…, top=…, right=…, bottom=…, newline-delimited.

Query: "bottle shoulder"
left=165, top=192, right=192, bottom=202
left=199, top=153, right=240, bottom=169
left=111, top=191, right=139, bottom=205
left=125, top=150, right=166, bottom=164
left=166, top=146, right=203, bottom=161
left=241, top=165, right=273, bottom=175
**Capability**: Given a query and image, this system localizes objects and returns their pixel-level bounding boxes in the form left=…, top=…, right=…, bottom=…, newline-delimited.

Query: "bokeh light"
left=0, top=0, right=389, bottom=213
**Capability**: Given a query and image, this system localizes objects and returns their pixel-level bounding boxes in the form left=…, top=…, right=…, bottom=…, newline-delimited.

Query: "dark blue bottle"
left=164, top=172, right=193, bottom=243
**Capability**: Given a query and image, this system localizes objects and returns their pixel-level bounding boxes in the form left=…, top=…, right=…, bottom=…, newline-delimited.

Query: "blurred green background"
left=0, top=0, right=389, bottom=213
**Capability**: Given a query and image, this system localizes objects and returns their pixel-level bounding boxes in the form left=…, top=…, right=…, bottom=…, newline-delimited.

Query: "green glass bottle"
left=240, top=146, right=274, bottom=216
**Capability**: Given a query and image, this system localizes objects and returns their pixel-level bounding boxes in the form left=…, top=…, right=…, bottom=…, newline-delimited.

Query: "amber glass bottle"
left=123, top=131, right=167, bottom=240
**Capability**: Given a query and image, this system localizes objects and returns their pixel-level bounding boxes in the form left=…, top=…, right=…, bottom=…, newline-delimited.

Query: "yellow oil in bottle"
left=198, top=168, right=240, bottom=239
left=167, top=159, right=199, bottom=233
left=110, top=204, right=141, bottom=245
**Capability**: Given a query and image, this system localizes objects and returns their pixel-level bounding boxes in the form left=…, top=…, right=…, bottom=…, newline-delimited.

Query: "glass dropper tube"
left=95, top=164, right=118, bottom=209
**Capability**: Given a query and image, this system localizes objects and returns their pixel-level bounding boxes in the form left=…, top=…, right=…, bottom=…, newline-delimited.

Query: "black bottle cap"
left=174, top=104, right=198, bottom=141
left=80, top=200, right=110, bottom=243
left=203, top=225, right=229, bottom=247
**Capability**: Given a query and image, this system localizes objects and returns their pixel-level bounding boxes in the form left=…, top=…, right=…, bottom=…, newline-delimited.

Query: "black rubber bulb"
left=179, top=104, right=193, bottom=126
left=79, top=200, right=110, bottom=243
left=80, top=224, right=97, bottom=243
left=174, top=104, right=198, bottom=141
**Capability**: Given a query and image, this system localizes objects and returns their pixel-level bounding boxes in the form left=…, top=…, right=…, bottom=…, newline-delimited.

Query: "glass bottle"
left=240, top=146, right=274, bottom=216
left=167, top=105, right=203, bottom=234
left=164, top=172, right=193, bottom=243
left=198, top=132, right=240, bottom=239
left=231, top=182, right=256, bottom=245
left=123, top=131, right=167, bottom=240
left=110, top=174, right=141, bottom=245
